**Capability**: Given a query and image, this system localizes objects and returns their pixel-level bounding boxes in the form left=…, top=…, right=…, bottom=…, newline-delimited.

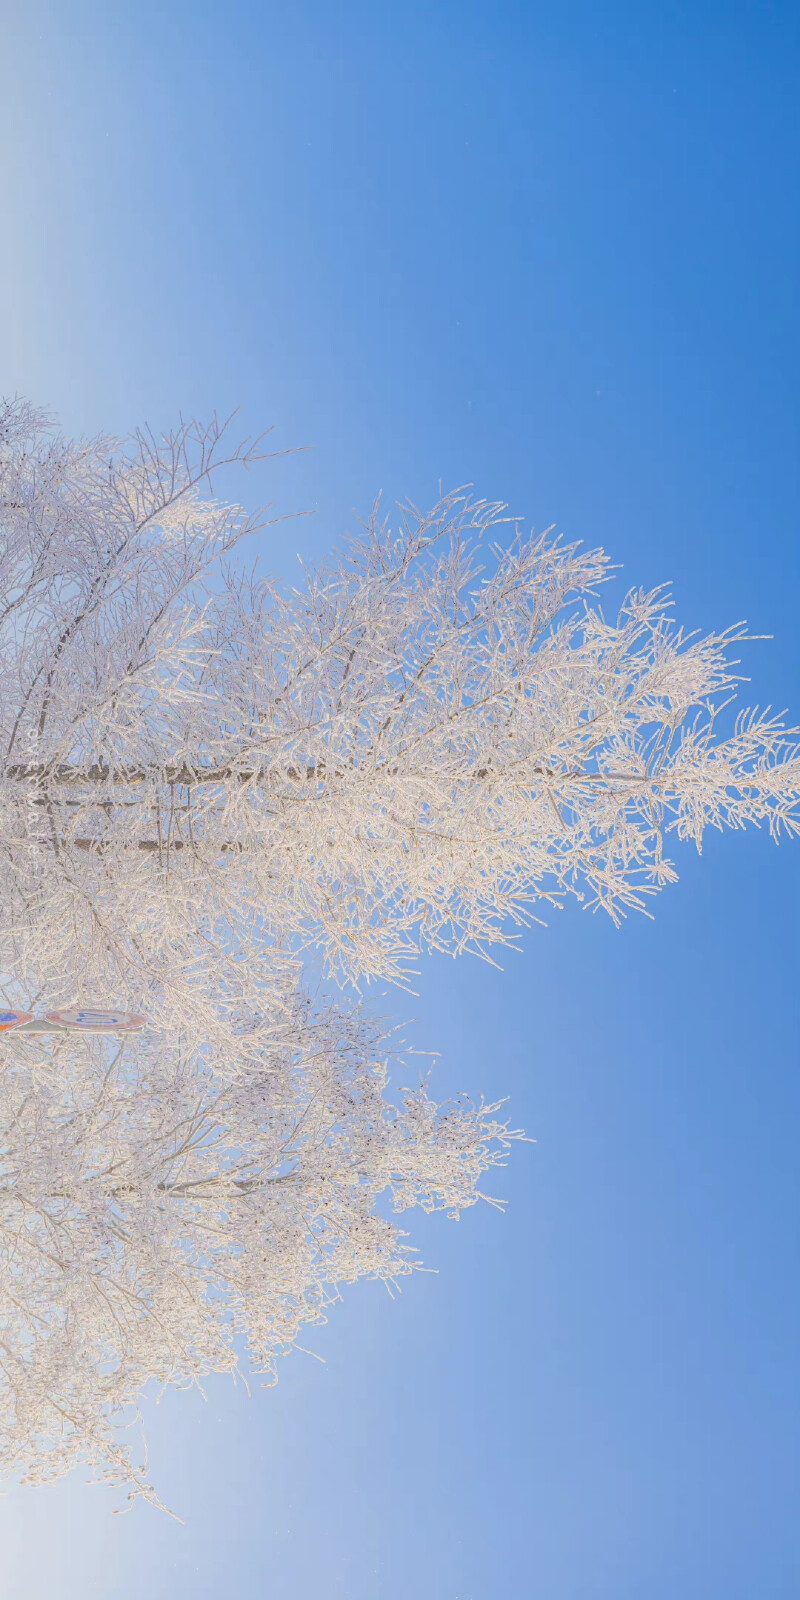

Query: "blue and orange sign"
left=0, top=1010, right=33, bottom=1031
left=45, top=1009, right=146, bottom=1032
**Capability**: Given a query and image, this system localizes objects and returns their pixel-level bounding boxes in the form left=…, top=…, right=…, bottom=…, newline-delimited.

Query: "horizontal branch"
left=5, top=762, right=283, bottom=786
left=4, top=758, right=554, bottom=786
left=71, top=838, right=245, bottom=855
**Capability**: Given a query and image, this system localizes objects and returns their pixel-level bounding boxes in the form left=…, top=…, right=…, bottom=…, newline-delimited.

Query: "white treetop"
left=0, top=396, right=797, bottom=1504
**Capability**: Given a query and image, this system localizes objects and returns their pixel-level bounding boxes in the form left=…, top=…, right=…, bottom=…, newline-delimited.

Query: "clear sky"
left=1, top=4, right=799, bottom=1598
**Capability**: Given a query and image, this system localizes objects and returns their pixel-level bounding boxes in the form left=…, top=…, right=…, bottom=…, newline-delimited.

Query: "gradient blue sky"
left=1, top=5, right=799, bottom=1598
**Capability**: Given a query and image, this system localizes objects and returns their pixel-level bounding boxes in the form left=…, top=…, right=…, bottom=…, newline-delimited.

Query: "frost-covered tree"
left=0, top=1002, right=517, bottom=1508
left=1, top=397, right=798, bottom=1027
left=0, top=396, right=798, bottom=1504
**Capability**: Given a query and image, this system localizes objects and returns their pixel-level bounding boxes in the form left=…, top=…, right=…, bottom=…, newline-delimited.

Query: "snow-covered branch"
left=1, top=399, right=797, bottom=1015
left=0, top=1008, right=519, bottom=1505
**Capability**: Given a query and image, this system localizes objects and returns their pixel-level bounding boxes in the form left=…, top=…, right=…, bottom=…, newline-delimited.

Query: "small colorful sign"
left=0, top=1010, right=33, bottom=1031
left=44, top=1009, right=147, bottom=1032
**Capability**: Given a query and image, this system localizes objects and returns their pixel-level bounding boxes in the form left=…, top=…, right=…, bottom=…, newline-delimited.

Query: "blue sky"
left=1, top=4, right=799, bottom=1597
